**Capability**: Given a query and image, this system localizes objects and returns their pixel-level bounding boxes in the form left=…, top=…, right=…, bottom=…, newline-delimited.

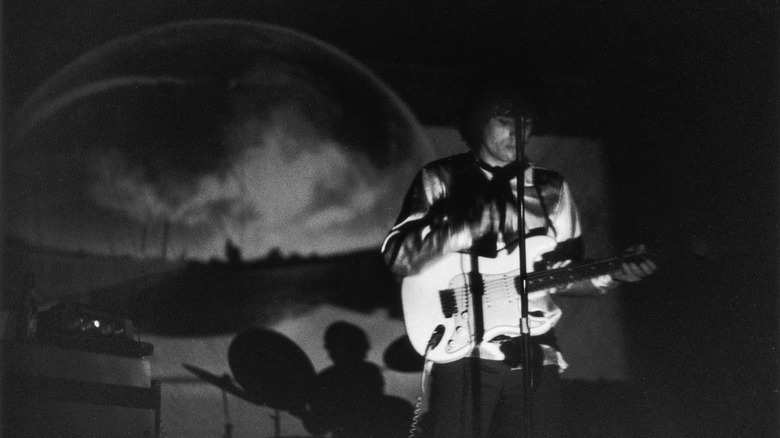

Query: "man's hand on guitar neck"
left=607, top=244, right=657, bottom=283
left=590, top=244, right=657, bottom=292
left=547, top=244, right=657, bottom=296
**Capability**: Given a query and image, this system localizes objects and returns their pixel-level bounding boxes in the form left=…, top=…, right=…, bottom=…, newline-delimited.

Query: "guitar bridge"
left=439, top=289, right=457, bottom=318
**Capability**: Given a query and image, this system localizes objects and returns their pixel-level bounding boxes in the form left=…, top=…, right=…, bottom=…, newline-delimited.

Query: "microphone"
left=427, top=325, right=445, bottom=351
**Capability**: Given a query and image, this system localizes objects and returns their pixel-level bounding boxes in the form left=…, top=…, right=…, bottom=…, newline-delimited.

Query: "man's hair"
left=456, top=72, right=544, bottom=150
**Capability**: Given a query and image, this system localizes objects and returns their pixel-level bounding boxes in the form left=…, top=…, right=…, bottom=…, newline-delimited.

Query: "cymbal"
left=228, top=328, right=316, bottom=413
left=383, top=334, right=424, bottom=373
left=182, top=363, right=266, bottom=406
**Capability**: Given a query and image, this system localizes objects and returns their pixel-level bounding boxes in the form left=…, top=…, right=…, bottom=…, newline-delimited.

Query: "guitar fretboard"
left=526, top=253, right=650, bottom=292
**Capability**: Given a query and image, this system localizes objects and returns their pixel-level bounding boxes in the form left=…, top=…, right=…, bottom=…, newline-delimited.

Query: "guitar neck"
left=526, top=253, right=650, bottom=292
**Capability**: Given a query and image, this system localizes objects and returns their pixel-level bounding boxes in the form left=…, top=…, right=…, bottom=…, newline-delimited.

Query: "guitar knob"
left=446, top=340, right=455, bottom=352
left=456, top=326, right=464, bottom=334
left=461, top=311, right=469, bottom=320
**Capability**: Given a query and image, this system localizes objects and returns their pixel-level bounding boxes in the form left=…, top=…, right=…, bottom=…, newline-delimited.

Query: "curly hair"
left=456, top=71, right=544, bottom=150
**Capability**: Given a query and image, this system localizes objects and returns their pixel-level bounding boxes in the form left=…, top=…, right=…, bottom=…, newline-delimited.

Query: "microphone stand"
left=514, top=115, right=533, bottom=437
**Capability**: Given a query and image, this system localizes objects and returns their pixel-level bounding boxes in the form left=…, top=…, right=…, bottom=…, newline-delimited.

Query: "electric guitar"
left=401, top=235, right=653, bottom=363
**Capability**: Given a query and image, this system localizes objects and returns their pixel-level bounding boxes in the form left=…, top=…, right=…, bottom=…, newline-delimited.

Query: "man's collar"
left=475, top=156, right=534, bottom=186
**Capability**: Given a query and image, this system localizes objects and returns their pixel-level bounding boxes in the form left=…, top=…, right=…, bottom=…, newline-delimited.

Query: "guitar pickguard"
left=401, top=235, right=559, bottom=363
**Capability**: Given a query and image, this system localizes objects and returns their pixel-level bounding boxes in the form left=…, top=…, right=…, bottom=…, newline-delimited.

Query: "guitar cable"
left=408, top=325, right=445, bottom=438
left=408, top=361, right=432, bottom=438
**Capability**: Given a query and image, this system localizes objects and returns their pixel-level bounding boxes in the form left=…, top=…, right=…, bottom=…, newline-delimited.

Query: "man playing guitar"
left=381, top=74, right=656, bottom=438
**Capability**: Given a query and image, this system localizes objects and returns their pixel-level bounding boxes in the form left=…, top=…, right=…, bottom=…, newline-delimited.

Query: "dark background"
left=2, top=1, right=778, bottom=436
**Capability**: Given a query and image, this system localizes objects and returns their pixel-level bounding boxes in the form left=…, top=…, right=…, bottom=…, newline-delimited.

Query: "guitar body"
left=401, top=235, right=559, bottom=363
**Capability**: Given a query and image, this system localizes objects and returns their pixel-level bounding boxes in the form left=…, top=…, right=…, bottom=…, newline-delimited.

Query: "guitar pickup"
left=439, top=289, right=457, bottom=318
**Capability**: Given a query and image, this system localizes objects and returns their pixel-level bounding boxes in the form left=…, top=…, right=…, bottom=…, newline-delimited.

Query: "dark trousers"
left=427, top=358, right=563, bottom=438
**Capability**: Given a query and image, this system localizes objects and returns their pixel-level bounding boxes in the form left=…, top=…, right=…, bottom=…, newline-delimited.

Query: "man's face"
left=479, top=115, right=530, bottom=166
left=478, top=115, right=531, bottom=166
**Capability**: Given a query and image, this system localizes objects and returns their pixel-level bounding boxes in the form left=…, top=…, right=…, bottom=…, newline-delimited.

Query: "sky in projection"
left=5, top=21, right=436, bottom=261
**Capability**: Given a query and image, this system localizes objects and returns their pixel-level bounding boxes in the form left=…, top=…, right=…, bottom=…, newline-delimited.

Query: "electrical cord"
left=408, top=325, right=444, bottom=438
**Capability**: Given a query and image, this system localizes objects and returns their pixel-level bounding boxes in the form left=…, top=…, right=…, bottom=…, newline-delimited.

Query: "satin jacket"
left=381, top=152, right=586, bottom=364
left=382, top=152, right=582, bottom=276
